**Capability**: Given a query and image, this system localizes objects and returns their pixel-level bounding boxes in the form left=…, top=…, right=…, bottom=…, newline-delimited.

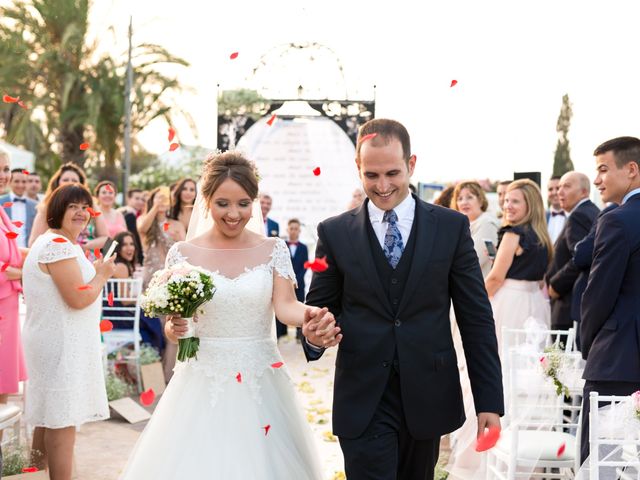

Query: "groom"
left=303, top=118, right=504, bottom=479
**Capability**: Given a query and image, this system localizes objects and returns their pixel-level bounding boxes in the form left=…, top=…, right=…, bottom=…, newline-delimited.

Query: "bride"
left=120, top=151, right=337, bottom=479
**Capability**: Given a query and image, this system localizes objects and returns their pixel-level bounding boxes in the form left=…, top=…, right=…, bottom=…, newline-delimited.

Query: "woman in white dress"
left=22, top=183, right=116, bottom=480
left=120, top=151, right=331, bottom=479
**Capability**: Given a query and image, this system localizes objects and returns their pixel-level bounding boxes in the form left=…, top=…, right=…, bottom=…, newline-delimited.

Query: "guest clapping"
left=22, top=184, right=116, bottom=480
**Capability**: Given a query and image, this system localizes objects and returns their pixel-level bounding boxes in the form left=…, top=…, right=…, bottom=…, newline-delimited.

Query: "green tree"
left=0, top=0, right=191, bottom=185
left=552, top=94, right=574, bottom=176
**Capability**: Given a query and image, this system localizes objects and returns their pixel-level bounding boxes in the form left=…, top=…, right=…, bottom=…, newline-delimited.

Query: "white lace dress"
left=22, top=231, right=109, bottom=428
left=120, top=238, right=323, bottom=480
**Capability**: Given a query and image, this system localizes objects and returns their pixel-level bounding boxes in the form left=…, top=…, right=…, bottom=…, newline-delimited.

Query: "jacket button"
left=394, top=318, right=401, bottom=327
left=382, top=361, right=389, bottom=367
left=391, top=278, right=398, bottom=285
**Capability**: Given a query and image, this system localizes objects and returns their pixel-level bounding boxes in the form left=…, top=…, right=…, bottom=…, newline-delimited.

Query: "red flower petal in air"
left=168, top=128, right=176, bottom=142
left=263, top=424, right=271, bottom=436
left=17, top=100, right=27, bottom=109
left=3, top=202, right=13, bottom=208
left=107, top=291, right=114, bottom=307
left=266, top=114, right=276, bottom=126
left=99, top=319, right=113, bottom=332
left=22, top=467, right=39, bottom=473
left=229, top=52, right=239, bottom=60
left=304, top=256, right=329, bottom=273
left=5, top=232, right=18, bottom=240
left=94, top=248, right=102, bottom=259
left=169, top=143, right=179, bottom=151
left=12, top=221, right=23, bottom=228
left=556, top=442, right=566, bottom=457
left=313, top=167, right=321, bottom=176
left=52, top=237, right=68, bottom=243
left=22, top=169, right=29, bottom=175
left=79, top=142, right=90, bottom=151
left=450, top=79, right=458, bottom=87
left=271, top=362, right=284, bottom=369
left=140, top=388, right=155, bottom=406
left=1, top=263, right=9, bottom=272
left=236, top=372, right=242, bottom=383
left=104, top=184, right=114, bottom=193
left=163, top=222, right=169, bottom=232
left=3, top=94, right=19, bottom=103
left=77, top=285, right=92, bottom=291
left=475, top=426, right=501, bottom=452
left=86, top=207, right=101, bottom=217
left=359, top=133, right=377, bottom=143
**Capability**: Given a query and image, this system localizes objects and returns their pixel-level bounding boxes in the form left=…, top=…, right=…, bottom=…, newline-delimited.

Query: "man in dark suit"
left=302, top=119, right=504, bottom=480
left=546, top=175, right=566, bottom=244
left=259, top=193, right=279, bottom=238
left=579, top=136, right=640, bottom=464
left=546, top=171, right=600, bottom=330
left=571, top=203, right=617, bottom=349
left=285, top=218, right=309, bottom=340
left=0, top=168, right=38, bottom=248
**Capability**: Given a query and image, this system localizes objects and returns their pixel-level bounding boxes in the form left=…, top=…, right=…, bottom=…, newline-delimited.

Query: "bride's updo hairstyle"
left=201, top=151, right=259, bottom=205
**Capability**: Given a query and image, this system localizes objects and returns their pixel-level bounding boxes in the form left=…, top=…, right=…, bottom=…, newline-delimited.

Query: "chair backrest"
left=101, top=278, right=143, bottom=353
left=588, top=392, right=640, bottom=480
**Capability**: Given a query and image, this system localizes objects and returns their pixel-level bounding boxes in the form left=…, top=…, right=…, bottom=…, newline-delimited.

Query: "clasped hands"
left=303, top=307, right=342, bottom=349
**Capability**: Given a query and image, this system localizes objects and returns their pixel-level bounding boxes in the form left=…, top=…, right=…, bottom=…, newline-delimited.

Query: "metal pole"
left=123, top=16, right=133, bottom=197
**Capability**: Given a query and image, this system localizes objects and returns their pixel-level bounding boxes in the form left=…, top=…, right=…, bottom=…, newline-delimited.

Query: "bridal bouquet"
left=140, top=263, right=215, bottom=362
left=539, top=345, right=570, bottom=397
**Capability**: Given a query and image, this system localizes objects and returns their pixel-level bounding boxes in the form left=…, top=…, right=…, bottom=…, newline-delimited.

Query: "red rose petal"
left=5, top=232, right=18, bottom=240
left=266, top=114, right=277, bottom=126
left=263, top=424, right=271, bottom=436
left=99, top=319, right=113, bottom=332
left=304, top=256, right=328, bottom=273
left=3, top=202, right=13, bottom=208
left=52, top=237, right=68, bottom=243
left=557, top=442, right=566, bottom=457
left=22, top=467, right=39, bottom=473
left=107, top=291, right=114, bottom=307
left=17, top=100, right=27, bottom=109
left=1, top=262, right=9, bottom=272
left=12, top=221, right=24, bottom=228
left=163, top=222, right=169, bottom=232
left=236, top=372, right=242, bottom=383
left=140, top=388, right=155, bottom=406
left=229, top=51, right=239, bottom=60
left=86, top=207, right=101, bottom=217
left=3, top=94, right=19, bottom=103
left=104, top=184, right=114, bottom=193
left=94, top=248, right=102, bottom=259
left=312, top=167, right=321, bottom=176
left=169, top=143, right=179, bottom=151
left=22, top=169, right=29, bottom=175
left=77, top=285, right=92, bottom=291
left=359, top=133, right=377, bottom=143
left=271, top=362, right=284, bottom=369
left=168, top=128, right=176, bottom=142
left=450, top=79, right=458, bottom=87
left=475, top=426, right=501, bottom=452
left=79, top=142, right=89, bottom=151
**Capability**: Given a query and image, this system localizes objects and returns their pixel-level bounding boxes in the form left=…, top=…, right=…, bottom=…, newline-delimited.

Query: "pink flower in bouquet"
left=539, top=355, right=549, bottom=370
left=632, top=391, right=640, bottom=412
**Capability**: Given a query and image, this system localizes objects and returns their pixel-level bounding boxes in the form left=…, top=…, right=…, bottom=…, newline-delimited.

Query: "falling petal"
left=359, top=133, right=377, bottom=143
left=2, top=94, right=19, bottom=103
left=79, top=143, right=89, bottom=151
left=475, top=426, right=501, bottom=452
left=303, top=256, right=329, bottom=272
left=263, top=424, right=271, bottom=436
left=52, top=237, right=68, bottom=243
left=169, top=143, right=180, bottom=151
left=229, top=52, right=239, bottom=60
left=163, top=222, right=170, bottom=232
left=22, top=169, right=29, bottom=175
left=94, top=248, right=102, bottom=259
left=3, top=202, right=13, bottom=208
left=271, top=362, right=284, bottom=369
left=450, top=79, right=458, bottom=87
left=313, top=167, right=321, bottom=176
left=104, top=184, right=114, bottom=193
left=99, top=319, right=113, bottom=332
left=168, top=127, right=176, bottom=142
left=1, top=263, right=9, bottom=272
left=77, top=285, right=92, bottom=291
left=140, top=388, right=155, bottom=406
left=5, top=232, right=17, bottom=240
left=266, top=114, right=276, bottom=126
left=12, top=221, right=23, bottom=228
left=236, top=372, right=242, bottom=383
left=556, top=442, right=566, bottom=457
left=87, top=207, right=101, bottom=217
left=107, top=291, right=114, bottom=307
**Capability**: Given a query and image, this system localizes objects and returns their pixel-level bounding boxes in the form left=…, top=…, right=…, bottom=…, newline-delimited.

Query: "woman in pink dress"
left=0, top=147, right=27, bottom=414
left=94, top=180, right=127, bottom=238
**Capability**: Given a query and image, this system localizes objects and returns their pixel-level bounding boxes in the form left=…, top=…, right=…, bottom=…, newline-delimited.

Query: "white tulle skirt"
left=119, top=337, right=323, bottom=480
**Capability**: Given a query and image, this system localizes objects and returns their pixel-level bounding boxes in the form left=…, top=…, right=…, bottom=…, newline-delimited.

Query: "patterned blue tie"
left=383, top=209, right=404, bottom=269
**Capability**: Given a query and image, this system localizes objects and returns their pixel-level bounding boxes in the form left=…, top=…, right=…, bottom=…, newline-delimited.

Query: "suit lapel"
left=397, top=198, right=438, bottom=316
left=349, top=200, right=393, bottom=316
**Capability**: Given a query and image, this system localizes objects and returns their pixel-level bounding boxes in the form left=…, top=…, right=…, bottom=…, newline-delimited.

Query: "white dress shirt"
left=288, top=242, right=298, bottom=258
left=367, top=192, right=415, bottom=250
left=547, top=208, right=566, bottom=244
left=10, top=192, right=28, bottom=248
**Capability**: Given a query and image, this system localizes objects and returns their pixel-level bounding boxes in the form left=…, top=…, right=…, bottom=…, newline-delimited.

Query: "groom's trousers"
left=339, top=363, right=440, bottom=480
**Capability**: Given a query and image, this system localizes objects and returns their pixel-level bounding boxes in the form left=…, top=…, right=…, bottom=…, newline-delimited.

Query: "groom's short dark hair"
left=356, top=118, right=412, bottom=164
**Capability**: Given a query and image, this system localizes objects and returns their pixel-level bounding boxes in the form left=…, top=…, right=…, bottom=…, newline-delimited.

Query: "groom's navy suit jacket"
left=304, top=195, right=504, bottom=440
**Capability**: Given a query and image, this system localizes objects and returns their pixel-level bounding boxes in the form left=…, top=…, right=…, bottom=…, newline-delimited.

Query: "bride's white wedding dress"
left=120, top=238, right=323, bottom=480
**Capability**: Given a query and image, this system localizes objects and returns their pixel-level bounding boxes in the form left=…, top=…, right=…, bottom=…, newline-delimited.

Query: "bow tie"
left=12, top=197, right=26, bottom=203
left=551, top=211, right=565, bottom=217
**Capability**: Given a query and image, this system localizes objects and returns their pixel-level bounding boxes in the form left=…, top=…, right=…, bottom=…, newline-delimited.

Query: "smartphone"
left=158, top=186, right=171, bottom=208
left=101, top=238, right=118, bottom=260
left=484, top=239, right=497, bottom=259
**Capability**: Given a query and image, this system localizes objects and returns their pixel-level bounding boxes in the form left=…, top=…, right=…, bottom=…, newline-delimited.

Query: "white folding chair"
left=486, top=348, right=582, bottom=479
left=588, top=392, right=640, bottom=480
left=101, top=278, right=143, bottom=392
left=0, top=403, right=21, bottom=451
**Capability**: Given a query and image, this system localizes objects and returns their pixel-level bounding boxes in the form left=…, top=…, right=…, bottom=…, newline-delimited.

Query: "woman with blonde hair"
left=451, top=181, right=500, bottom=278
left=485, top=179, right=552, bottom=342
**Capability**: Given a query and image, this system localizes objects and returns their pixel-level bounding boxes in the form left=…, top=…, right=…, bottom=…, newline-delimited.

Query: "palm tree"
left=0, top=0, right=191, bottom=183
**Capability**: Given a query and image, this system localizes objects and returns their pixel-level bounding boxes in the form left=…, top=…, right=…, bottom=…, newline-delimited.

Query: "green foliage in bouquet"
left=540, top=344, right=570, bottom=398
